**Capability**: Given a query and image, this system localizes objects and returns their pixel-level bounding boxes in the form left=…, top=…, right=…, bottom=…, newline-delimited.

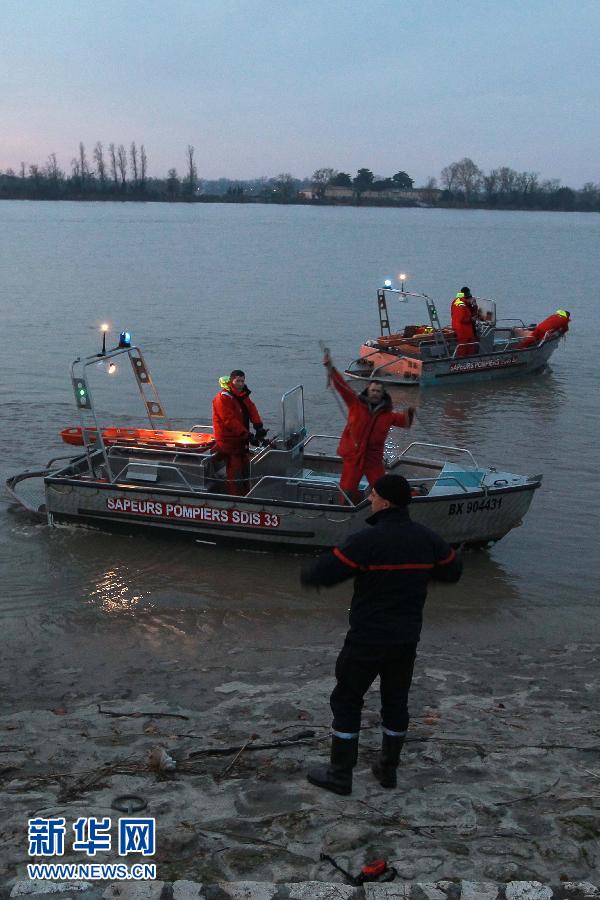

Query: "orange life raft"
left=60, top=426, right=215, bottom=452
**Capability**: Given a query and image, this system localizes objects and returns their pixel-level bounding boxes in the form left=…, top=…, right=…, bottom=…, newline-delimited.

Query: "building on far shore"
left=299, top=185, right=443, bottom=204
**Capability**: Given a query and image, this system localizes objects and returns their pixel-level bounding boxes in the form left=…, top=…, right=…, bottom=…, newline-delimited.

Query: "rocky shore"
left=1, top=639, right=599, bottom=893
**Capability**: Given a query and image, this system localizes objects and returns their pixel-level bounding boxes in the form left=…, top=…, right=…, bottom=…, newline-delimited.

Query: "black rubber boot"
left=307, top=735, right=359, bottom=796
left=372, top=733, right=404, bottom=788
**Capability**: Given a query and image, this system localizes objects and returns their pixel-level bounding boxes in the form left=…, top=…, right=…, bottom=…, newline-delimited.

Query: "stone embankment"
left=7, top=877, right=600, bottom=899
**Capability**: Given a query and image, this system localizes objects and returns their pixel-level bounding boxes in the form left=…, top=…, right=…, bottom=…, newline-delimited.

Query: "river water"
left=0, top=201, right=598, bottom=710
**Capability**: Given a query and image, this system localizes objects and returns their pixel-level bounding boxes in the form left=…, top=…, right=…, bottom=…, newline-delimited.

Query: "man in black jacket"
left=300, top=474, right=462, bottom=795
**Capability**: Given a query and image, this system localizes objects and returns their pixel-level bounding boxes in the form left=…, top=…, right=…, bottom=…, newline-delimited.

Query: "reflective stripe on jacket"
left=300, top=506, right=462, bottom=644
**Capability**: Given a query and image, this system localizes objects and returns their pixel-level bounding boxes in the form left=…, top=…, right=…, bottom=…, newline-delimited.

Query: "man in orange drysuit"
left=451, top=288, right=478, bottom=357
left=517, top=309, right=570, bottom=349
left=324, top=352, right=414, bottom=502
left=212, top=370, right=267, bottom=495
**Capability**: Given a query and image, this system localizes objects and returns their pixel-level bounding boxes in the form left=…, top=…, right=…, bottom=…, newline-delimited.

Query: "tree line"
left=0, top=142, right=201, bottom=201
left=436, top=157, right=600, bottom=212
left=1, top=144, right=598, bottom=212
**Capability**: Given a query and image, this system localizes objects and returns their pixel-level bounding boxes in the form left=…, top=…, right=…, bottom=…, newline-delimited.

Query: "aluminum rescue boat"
left=6, top=337, right=542, bottom=550
left=345, top=284, right=566, bottom=386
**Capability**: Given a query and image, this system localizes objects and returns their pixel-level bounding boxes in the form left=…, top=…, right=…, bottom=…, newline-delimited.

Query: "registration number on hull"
left=448, top=497, right=503, bottom=516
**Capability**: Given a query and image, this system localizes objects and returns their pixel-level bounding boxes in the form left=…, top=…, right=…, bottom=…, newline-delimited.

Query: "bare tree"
left=79, top=142, right=89, bottom=187
left=140, top=144, right=148, bottom=190
left=167, top=168, right=179, bottom=197
left=483, top=169, right=500, bottom=201
left=497, top=166, right=518, bottom=196
left=93, top=142, right=106, bottom=186
left=440, top=161, right=460, bottom=193
left=186, top=145, right=197, bottom=194
left=271, top=173, right=297, bottom=201
left=20, top=162, right=26, bottom=179
left=453, top=158, right=482, bottom=202
left=130, top=141, right=138, bottom=186
left=71, top=157, right=81, bottom=185
left=311, top=167, right=337, bottom=199
left=117, top=144, right=128, bottom=186
left=108, top=143, right=118, bottom=187
left=29, top=164, right=41, bottom=187
left=45, top=153, right=63, bottom=182
left=514, top=171, right=539, bottom=199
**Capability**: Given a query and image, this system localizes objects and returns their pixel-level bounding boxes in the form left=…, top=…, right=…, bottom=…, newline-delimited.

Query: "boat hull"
left=347, top=338, right=560, bottom=386
left=40, top=475, right=539, bottom=550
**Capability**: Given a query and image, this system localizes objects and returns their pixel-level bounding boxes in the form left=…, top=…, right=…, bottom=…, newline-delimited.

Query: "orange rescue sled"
left=61, top=426, right=215, bottom=452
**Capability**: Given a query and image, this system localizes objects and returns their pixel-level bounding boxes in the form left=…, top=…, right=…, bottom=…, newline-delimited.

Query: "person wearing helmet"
left=212, top=370, right=267, bottom=495
left=516, top=310, right=571, bottom=349
left=451, top=288, right=478, bottom=357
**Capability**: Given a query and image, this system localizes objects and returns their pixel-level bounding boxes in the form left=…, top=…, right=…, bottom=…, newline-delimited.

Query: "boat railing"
left=303, top=434, right=340, bottom=453
left=246, top=474, right=354, bottom=507
left=46, top=452, right=87, bottom=469
left=190, top=423, right=214, bottom=433
left=106, top=443, right=213, bottom=462
left=110, top=460, right=196, bottom=492
left=104, top=444, right=216, bottom=490
left=371, top=357, right=411, bottom=376
left=449, top=340, right=480, bottom=358
left=396, top=442, right=479, bottom=469
left=496, top=317, right=528, bottom=328
left=407, top=473, right=481, bottom=494
left=490, top=336, right=523, bottom=352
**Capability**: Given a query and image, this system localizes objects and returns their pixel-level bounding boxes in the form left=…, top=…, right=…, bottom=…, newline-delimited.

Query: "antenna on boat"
left=399, top=272, right=408, bottom=292
left=100, top=323, right=109, bottom=356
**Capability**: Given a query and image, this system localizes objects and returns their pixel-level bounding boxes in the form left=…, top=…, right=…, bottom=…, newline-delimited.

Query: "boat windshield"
left=281, top=385, right=306, bottom=449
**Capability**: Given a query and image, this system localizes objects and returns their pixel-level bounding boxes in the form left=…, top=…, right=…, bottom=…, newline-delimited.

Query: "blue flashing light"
left=383, top=279, right=393, bottom=288
left=119, top=331, right=131, bottom=348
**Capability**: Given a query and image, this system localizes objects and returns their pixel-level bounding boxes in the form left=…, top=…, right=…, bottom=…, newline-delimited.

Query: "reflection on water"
left=89, top=566, right=150, bottom=614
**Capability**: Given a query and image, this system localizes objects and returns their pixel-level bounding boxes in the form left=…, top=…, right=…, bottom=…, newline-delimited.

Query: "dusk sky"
left=2, top=0, right=598, bottom=186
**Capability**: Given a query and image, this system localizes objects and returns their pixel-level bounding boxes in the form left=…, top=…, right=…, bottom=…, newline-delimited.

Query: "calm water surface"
left=0, top=201, right=598, bottom=704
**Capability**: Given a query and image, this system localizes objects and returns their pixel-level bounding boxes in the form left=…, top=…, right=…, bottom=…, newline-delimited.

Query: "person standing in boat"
left=300, top=474, right=462, bottom=795
left=323, top=351, right=414, bottom=503
left=451, top=287, right=478, bottom=357
left=212, top=370, right=267, bottom=495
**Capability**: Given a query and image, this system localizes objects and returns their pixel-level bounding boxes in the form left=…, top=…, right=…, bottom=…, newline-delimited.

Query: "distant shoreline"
left=0, top=194, right=594, bottom=213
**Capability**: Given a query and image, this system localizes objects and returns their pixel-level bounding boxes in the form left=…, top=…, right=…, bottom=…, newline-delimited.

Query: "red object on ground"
left=361, top=860, right=388, bottom=878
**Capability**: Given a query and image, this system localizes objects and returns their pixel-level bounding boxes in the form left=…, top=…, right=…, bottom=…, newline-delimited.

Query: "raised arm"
left=328, top=364, right=359, bottom=408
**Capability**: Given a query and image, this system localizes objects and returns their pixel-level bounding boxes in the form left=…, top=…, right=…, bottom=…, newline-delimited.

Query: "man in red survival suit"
left=212, top=370, right=267, bottom=495
left=324, top=351, right=414, bottom=503
left=451, top=287, right=478, bottom=357
left=517, top=309, right=570, bottom=349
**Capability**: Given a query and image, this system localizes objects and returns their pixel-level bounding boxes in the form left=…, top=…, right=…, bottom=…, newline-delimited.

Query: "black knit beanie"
left=373, top=474, right=412, bottom=507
